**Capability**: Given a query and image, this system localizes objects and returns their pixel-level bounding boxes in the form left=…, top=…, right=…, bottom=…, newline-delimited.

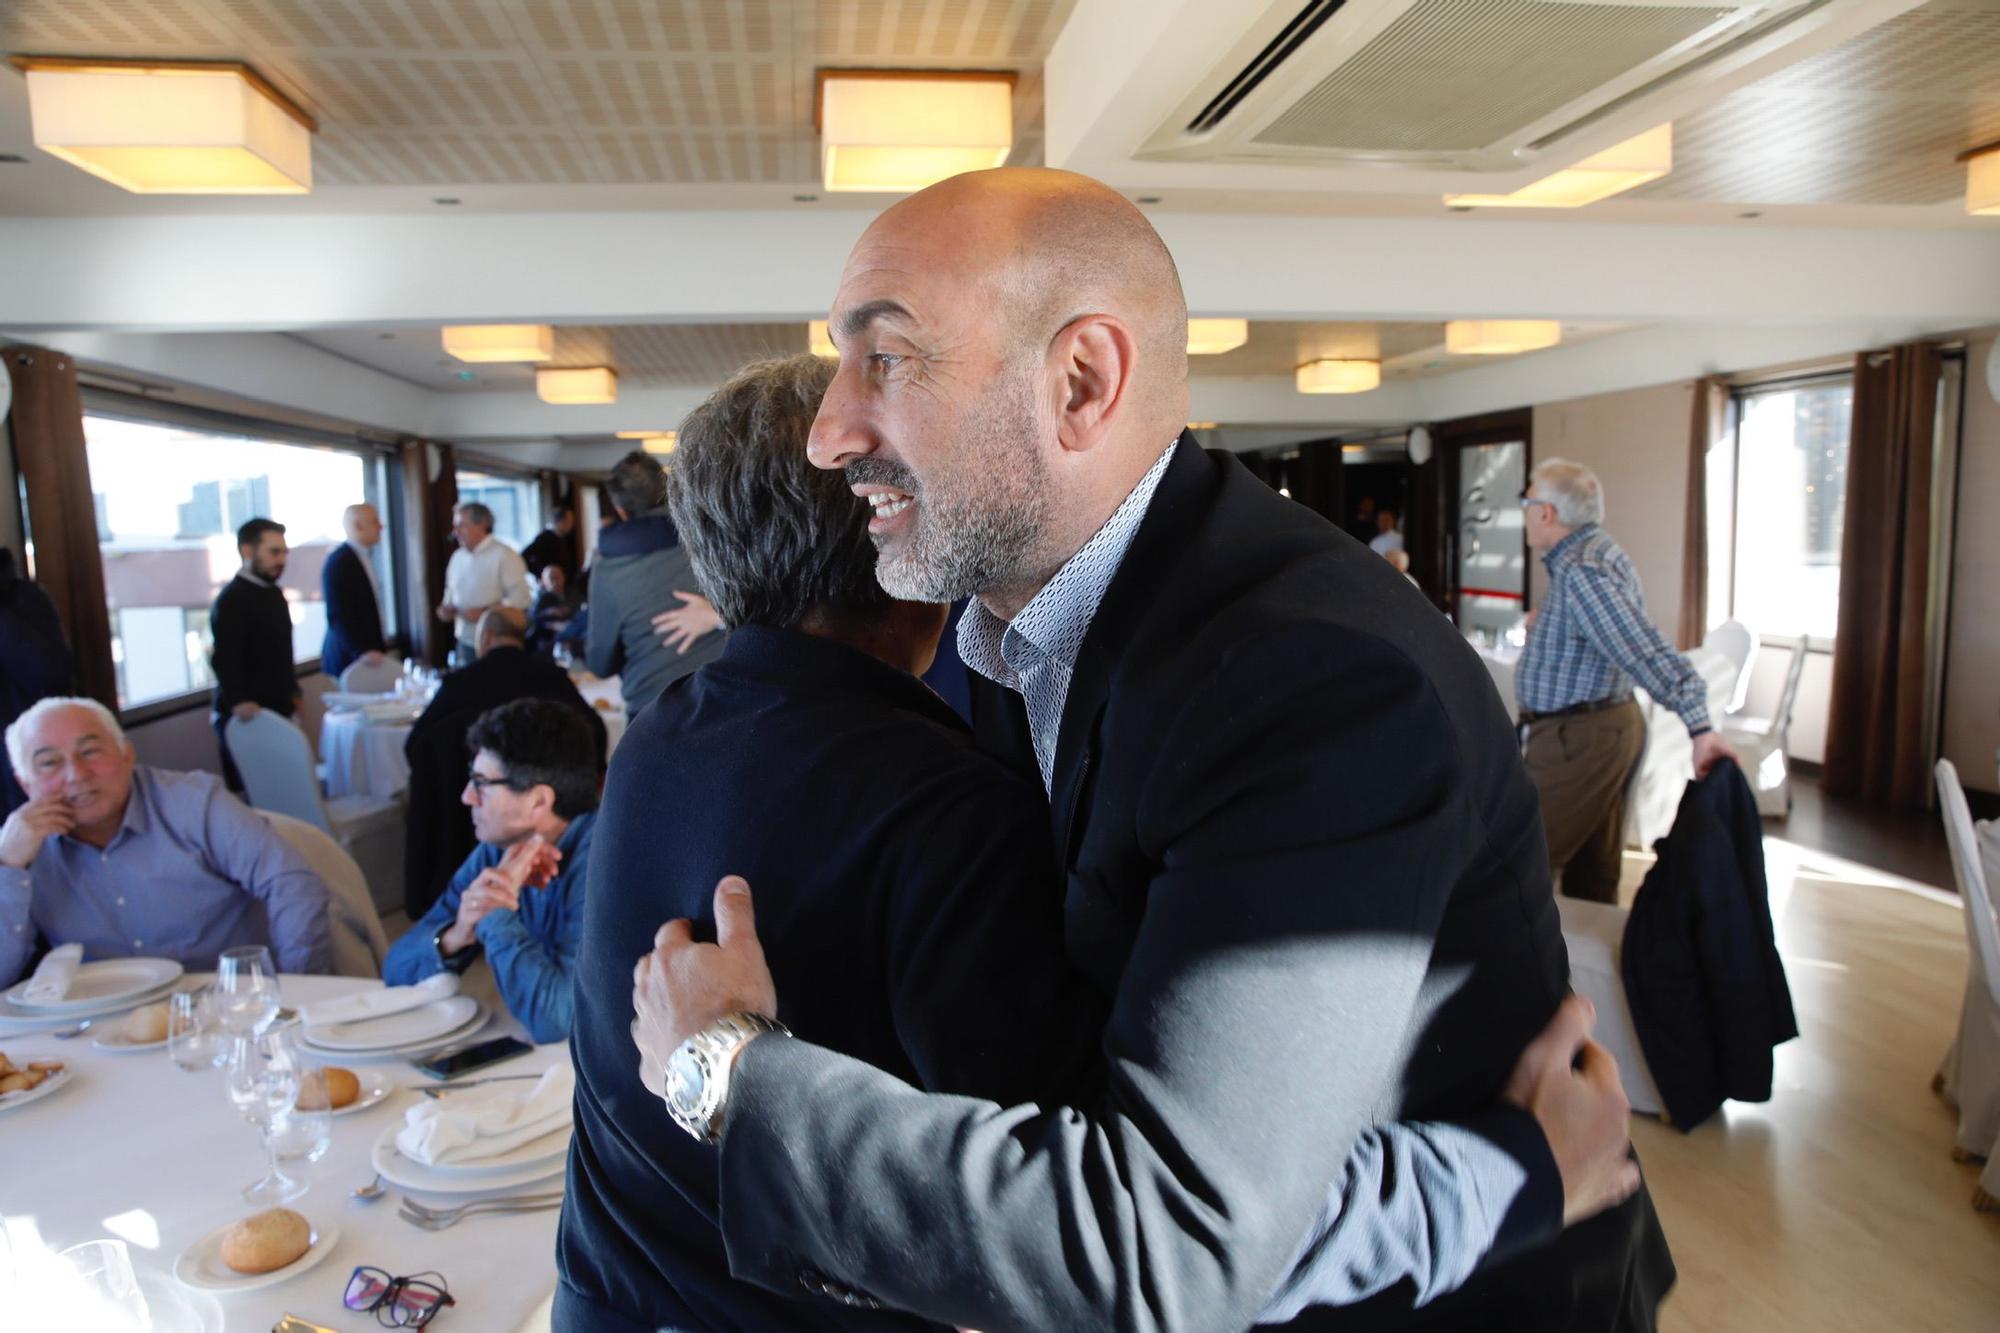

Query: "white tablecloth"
left=0, top=975, right=563, bottom=1331
left=572, top=675, right=628, bottom=755
left=319, top=711, right=416, bottom=802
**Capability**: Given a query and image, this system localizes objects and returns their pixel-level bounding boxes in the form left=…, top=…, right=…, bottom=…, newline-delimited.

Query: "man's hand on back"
left=630, top=877, right=778, bottom=1095
left=1503, top=994, right=1642, bottom=1226
left=0, top=798, right=73, bottom=870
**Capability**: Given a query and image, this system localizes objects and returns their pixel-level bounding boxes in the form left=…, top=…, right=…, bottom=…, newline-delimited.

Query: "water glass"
left=270, top=1104, right=333, bottom=1167
left=225, top=1029, right=307, bottom=1204
left=166, top=988, right=225, bottom=1072
left=58, top=1239, right=151, bottom=1331
left=214, top=945, right=281, bottom=1036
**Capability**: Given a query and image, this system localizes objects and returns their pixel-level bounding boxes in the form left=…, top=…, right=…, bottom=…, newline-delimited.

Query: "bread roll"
left=220, top=1208, right=311, bottom=1274
left=296, top=1065, right=361, bottom=1111
left=122, top=1002, right=170, bottom=1044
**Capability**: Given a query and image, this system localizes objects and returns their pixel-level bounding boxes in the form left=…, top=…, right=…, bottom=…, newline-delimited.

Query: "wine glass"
left=225, top=1028, right=307, bottom=1204
left=270, top=1103, right=333, bottom=1171
left=167, top=988, right=225, bottom=1072
left=214, top=946, right=281, bottom=1036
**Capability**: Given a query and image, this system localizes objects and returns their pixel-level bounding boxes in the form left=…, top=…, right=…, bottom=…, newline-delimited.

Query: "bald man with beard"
left=633, top=169, right=1672, bottom=1332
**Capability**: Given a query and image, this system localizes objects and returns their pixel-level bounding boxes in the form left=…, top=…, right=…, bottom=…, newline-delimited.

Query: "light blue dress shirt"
left=0, top=765, right=334, bottom=983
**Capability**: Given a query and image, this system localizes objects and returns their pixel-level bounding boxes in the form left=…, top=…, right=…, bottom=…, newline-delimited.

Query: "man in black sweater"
left=210, top=517, right=301, bottom=794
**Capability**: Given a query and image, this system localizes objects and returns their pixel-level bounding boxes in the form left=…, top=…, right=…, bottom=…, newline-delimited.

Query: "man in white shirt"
left=1368, top=505, right=1406, bottom=557
left=437, top=502, right=532, bottom=665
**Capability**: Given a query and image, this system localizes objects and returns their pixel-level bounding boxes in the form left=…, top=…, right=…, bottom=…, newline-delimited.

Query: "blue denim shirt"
left=383, top=811, right=595, bottom=1044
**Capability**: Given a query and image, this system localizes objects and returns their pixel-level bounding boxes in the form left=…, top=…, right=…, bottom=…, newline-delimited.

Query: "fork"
left=397, top=1194, right=563, bottom=1229
left=405, top=1074, right=546, bottom=1098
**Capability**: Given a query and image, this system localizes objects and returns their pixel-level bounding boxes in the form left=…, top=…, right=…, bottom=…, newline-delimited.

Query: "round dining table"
left=318, top=707, right=419, bottom=802
left=0, top=974, right=564, bottom=1332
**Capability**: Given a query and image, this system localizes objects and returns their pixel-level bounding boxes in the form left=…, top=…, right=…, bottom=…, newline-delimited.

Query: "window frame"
left=78, top=389, right=403, bottom=723
left=1717, top=369, right=1854, bottom=652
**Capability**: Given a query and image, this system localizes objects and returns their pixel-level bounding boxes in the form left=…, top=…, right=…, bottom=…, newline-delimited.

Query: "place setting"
left=295, top=972, right=488, bottom=1063
left=0, top=943, right=185, bottom=1037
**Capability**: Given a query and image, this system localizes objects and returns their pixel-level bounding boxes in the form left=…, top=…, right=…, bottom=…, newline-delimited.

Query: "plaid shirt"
left=1515, top=523, right=1711, bottom=734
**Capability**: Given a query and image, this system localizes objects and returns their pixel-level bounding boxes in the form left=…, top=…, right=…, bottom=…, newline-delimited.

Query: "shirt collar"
left=237, top=569, right=274, bottom=589
left=1542, top=522, right=1599, bottom=570
left=346, top=539, right=374, bottom=562
left=959, top=439, right=1177, bottom=689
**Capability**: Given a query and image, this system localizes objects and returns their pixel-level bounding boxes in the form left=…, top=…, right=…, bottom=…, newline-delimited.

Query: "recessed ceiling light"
left=1296, top=360, right=1381, bottom=394
left=816, top=69, right=1015, bottom=193
left=443, top=325, right=555, bottom=363
left=1445, top=321, right=1562, bottom=355
left=1960, top=141, right=2000, bottom=216
left=10, top=55, right=315, bottom=194
left=536, top=366, right=617, bottom=405
left=1445, top=124, right=1672, bottom=209
left=1186, top=319, right=1249, bottom=355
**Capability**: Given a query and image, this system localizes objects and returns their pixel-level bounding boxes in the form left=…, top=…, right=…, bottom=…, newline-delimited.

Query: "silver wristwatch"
left=662, top=1011, right=789, bottom=1144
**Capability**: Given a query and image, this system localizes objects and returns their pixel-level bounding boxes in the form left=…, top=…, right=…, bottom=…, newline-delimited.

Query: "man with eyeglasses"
left=383, top=698, right=598, bottom=1043
left=1517, top=459, right=1738, bottom=903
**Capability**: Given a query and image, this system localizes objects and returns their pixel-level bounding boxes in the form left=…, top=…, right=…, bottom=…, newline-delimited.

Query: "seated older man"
left=0, top=696, right=334, bottom=983
left=383, top=699, right=597, bottom=1044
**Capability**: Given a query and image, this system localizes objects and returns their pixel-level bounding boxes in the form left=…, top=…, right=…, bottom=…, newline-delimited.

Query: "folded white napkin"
left=362, top=702, right=421, bottom=723
left=21, top=943, right=83, bottom=1004
left=396, top=1063, right=573, bottom=1166
left=301, top=973, right=458, bottom=1030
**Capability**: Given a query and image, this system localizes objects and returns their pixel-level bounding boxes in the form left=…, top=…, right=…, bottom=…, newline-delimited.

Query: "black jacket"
left=320, top=542, right=387, bottom=681
left=0, top=559, right=76, bottom=818
left=400, top=646, right=606, bottom=918
left=522, top=527, right=574, bottom=581
left=557, top=626, right=1100, bottom=1332
left=717, top=438, right=1674, bottom=1331
left=209, top=574, right=297, bottom=716
left=1622, top=764, right=1798, bottom=1131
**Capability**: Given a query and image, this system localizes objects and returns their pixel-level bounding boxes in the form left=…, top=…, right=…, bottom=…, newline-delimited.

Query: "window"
left=83, top=412, right=390, bottom=711
left=1709, top=376, right=1853, bottom=642
left=456, top=470, right=541, bottom=553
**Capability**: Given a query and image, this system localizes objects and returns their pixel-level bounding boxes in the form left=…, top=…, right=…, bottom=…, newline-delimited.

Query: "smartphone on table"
left=414, top=1034, right=534, bottom=1080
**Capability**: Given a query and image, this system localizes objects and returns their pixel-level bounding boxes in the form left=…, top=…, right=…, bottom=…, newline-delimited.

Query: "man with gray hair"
left=438, top=500, right=533, bottom=666
left=584, top=450, right=724, bottom=715
left=0, top=696, right=333, bottom=983
left=1517, top=458, right=1737, bottom=903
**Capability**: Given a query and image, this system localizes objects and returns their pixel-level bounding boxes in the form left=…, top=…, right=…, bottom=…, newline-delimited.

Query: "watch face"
left=664, top=1043, right=706, bottom=1116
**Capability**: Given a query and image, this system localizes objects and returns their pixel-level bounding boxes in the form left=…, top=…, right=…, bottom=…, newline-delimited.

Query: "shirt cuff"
left=474, top=907, right=533, bottom=953
left=1464, top=1103, right=1565, bottom=1267
left=1676, top=700, right=1712, bottom=736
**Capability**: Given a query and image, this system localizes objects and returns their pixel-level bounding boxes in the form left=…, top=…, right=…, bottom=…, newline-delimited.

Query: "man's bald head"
left=343, top=503, right=383, bottom=547
left=476, top=607, right=528, bottom=655
left=860, top=169, right=1189, bottom=435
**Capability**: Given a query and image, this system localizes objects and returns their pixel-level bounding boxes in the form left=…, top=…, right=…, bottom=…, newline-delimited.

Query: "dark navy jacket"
left=1623, top=764, right=1799, bottom=1130
left=557, top=626, right=1099, bottom=1331
left=320, top=542, right=386, bottom=681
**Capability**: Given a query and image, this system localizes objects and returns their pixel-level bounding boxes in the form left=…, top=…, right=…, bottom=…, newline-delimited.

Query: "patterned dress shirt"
left=958, top=441, right=1177, bottom=793
left=1515, top=523, right=1711, bottom=734
left=0, top=765, right=334, bottom=983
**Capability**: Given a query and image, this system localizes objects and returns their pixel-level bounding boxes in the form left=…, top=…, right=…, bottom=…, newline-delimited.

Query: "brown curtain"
left=1677, top=377, right=1727, bottom=649
left=398, top=440, right=457, bottom=667
left=1823, top=342, right=1943, bottom=811
left=4, top=346, right=117, bottom=709
left=1289, top=440, right=1346, bottom=528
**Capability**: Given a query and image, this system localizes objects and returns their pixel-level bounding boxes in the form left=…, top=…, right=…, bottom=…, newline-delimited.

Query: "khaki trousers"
left=1523, top=699, right=1646, bottom=904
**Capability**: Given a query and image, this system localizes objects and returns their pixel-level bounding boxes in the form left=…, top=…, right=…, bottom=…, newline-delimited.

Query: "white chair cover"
left=1720, top=638, right=1810, bottom=819
left=1556, top=895, right=1665, bottom=1117
left=260, top=810, right=389, bottom=978
left=339, top=654, right=402, bottom=694
left=1701, top=619, right=1758, bottom=715
left=1933, top=760, right=2000, bottom=1159
left=229, top=711, right=405, bottom=918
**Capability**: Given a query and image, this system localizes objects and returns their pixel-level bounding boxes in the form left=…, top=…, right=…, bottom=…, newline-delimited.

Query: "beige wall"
left=1528, top=380, right=1696, bottom=640
left=1943, top=333, right=2000, bottom=793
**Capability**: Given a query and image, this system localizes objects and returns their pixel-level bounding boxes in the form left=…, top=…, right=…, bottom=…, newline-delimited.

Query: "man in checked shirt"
left=1517, top=459, right=1739, bottom=903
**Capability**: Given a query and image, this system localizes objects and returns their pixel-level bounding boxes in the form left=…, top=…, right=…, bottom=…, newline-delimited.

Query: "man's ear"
left=1050, top=314, right=1137, bottom=457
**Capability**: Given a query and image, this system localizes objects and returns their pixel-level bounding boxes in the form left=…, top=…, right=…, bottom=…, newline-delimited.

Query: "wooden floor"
left=1617, top=837, right=2000, bottom=1331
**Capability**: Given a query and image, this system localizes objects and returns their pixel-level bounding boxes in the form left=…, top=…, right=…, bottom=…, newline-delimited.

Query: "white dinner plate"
left=0, top=1064, right=74, bottom=1113
left=295, top=1065, right=398, bottom=1117
left=2, top=958, right=184, bottom=1013
left=304, top=996, right=479, bottom=1052
left=0, top=978, right=184, bottom=1036
left=371, top=1123, right=572, bottom=1195
left=173, top=1217, right=340, bottom=1294
left=301, top=1006, right=488, bottom=1062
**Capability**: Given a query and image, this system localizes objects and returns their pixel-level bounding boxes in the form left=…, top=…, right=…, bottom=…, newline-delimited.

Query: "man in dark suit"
left=566, top=357, right=1611, bottom=1332
left=521, top=503, right=578, bottom=582
left=210, top=517, right=300, bottom=794
left=632, top=169, right=1668, bottom=1331
left=401, top=607, right=605, bottom=918
left=320, top=502, right=389, bottom=682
